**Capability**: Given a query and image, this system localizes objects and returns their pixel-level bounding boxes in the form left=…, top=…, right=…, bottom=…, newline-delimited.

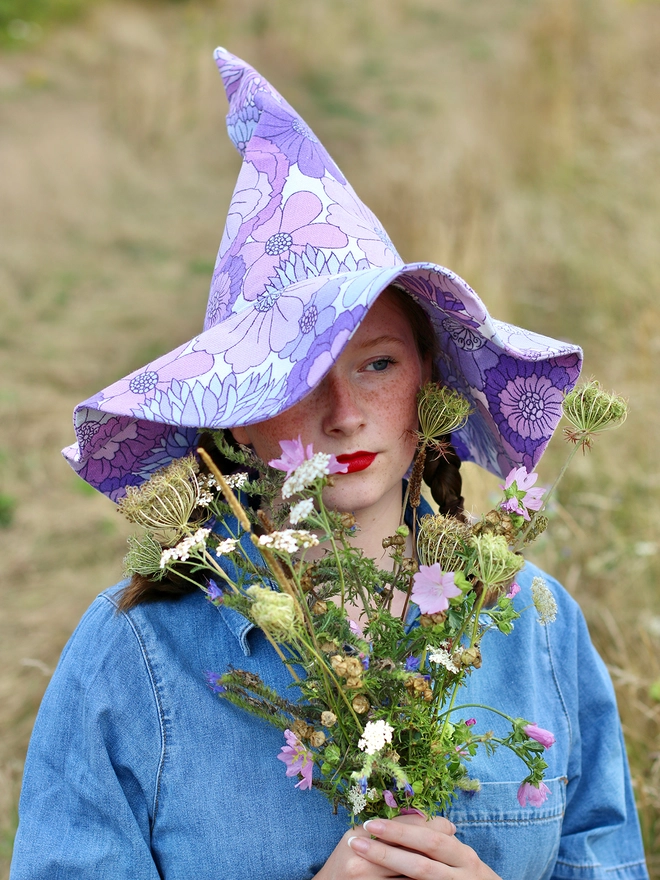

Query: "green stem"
left=436, top=702, right=518, bottom=725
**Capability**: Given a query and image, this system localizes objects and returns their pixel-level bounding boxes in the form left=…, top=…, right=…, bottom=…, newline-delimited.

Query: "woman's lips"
left=335, top=451, right=377, bottom=474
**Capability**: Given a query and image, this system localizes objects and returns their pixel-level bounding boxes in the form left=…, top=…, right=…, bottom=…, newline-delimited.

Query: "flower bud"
left=246, top=585, right=299, bottom=640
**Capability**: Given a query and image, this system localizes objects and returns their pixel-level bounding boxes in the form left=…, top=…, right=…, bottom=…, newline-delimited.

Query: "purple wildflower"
left=524, top=724, right=556, bottom=749
left=405, top=656, right=421, bottom=672
left=465, top=718, right=477, bottom=727
left=277, top=729, right=314, bottom=791
left=359, top=776, right=368, bottom=794
left=403, top=783, right=414, bottom=797
left=411, top=564, right=462, bottom=615
left=517, top=781, right=551, bottom=808
left=205, top=579, right=224, bottom=604
left=204, top=671, right=226, bottom=694
left=506, top=582, right=521, bottom=599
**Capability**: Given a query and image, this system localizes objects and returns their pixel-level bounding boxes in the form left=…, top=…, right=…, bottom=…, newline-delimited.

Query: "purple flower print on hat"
left=64, top=49, right=583, bottom=500
left=255, top=90, right=346, bottom=183
left=239, top=190, right=347, bottom=301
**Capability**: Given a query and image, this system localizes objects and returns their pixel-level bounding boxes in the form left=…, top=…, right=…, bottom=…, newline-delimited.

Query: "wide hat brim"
left=64, top=261, right=581, bottom=501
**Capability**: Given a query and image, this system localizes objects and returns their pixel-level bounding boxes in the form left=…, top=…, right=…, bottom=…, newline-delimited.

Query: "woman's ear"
left=229, top=426, right=251, bottom=446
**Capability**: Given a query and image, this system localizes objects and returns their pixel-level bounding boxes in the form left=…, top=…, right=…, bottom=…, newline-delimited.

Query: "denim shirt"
left=11, top=525, right=648, bottom=879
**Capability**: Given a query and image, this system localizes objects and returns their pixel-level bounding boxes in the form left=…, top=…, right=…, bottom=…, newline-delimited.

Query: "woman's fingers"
left=347, top=817, right=501, bottom=880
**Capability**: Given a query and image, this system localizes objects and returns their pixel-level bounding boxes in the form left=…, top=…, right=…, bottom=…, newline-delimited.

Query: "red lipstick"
left=336, top=451, right=377, bottom=474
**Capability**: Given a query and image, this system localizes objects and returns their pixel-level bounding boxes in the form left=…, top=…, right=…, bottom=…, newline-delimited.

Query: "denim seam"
left=102, top=594, right=167, bottom=827
left=544, top=608, right=573, bottom=749
left=554, top=857, right=647, bottom=870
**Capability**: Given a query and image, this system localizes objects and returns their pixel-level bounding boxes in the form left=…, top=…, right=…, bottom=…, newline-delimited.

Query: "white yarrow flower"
left=225, top=472, right=249, bottom=489
left=159, top=528, right=211, bottom=568
left=428, top=646, right=459, bottom=674
left=358, top=719, right=394, bottom=755
left=282, top=453, right=334, bottom=498
left=258, top=530, right=319, bottom=553
left=347, top=786, right=367, bottom=814
left=289, top=498, right=314, bottom=525
left=215, top=538, right=239, bottom=556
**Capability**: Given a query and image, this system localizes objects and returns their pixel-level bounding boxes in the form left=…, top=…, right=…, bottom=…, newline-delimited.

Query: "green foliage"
left=0, top=492, right=15, bottom=528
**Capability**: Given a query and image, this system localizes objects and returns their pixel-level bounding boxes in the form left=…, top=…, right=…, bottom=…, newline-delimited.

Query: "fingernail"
left=363, top=819, right=385, bottom=834
left=347, top=836, right=369, bottom=853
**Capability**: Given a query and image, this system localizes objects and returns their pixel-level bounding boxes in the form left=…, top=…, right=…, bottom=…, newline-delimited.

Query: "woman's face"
left=231, top=290, right=431, bottom=522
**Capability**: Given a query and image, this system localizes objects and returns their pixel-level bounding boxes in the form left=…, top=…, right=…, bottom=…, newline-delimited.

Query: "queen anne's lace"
left=358, top=719, right=394, bottom=755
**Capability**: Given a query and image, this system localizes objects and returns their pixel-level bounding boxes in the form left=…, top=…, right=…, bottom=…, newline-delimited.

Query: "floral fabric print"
left=63, top=49, right=582, bottom=500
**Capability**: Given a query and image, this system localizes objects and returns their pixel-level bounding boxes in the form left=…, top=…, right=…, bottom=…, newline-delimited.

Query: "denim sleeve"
left=546, top=576, right=649, bottom=880
left=10, top=595, right=163, bottom=879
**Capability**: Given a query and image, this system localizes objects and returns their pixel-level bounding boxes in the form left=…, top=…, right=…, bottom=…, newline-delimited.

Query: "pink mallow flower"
left=524, top=723, right=556, bottom=749
left=517, top=781, right=551, bottom=808
left=383, top=790, right=398, bottom=808
left=269, top=436, right=314, bottom=477
left=506, top=583, right=521, bottom=599
left=277, top=729, right=314, bottom=790
left=411, top=564, right=462, bottom=615
left=500, top=466, right=545, bottom=521
left=269, top=437, right=348, bottom=478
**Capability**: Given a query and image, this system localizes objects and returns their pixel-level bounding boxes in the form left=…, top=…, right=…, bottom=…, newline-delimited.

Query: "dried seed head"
left=352, top=694, right=370, bottom=714
left=470, top=533, right=524, bottom=591
left=562, top=380, right=628, bottom=448
left=418, top=513, right=472, bottom=570
left=321, top=711, right=338, bottom=727
left=309, top=730, right=326, bottom=748
left=416, top=383, right=473, bottom=445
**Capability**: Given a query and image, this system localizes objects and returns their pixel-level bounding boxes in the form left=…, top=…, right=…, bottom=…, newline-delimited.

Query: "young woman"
left=10, top=51, right=648, bottom=880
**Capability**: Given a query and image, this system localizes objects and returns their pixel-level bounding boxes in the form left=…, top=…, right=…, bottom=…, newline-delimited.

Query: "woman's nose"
left=319, top=371, right=365, bottom=437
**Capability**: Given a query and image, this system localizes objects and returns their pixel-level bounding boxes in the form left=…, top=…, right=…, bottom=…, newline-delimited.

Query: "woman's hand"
left=314, top=814, right=502, bottom=879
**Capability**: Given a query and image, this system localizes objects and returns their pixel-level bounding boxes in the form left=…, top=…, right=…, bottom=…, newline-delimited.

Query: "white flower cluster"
left=428, top=645, right=459, bottom=674
left=282, top=453, right=333, bottom=499
left=289, top=498, right=314, bottom=525
left=347, top=784, right=378, bottom=815
left=257, top=530, right=320, bottom=553
left=358, top=719, right=394, bottom=756
left=531, top=576, right=558, bottom=625
left=215, top=538, right=239, bottom=557
left=197, top=474, right=217, bottom=506
left=160, top=528, right=211, bottom=568
left=225, top=472, right=249, bottom=489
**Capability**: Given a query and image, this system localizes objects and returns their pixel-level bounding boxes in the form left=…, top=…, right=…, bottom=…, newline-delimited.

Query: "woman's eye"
left=366, top=357, right=395, bottom=372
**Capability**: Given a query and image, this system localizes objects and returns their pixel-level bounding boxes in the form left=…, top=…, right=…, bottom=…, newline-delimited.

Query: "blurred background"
left=0, top=0, right=659, bottom=874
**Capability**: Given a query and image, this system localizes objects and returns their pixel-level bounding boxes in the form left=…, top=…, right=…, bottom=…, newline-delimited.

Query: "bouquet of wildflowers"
left=120, top=380, right=627, bottom=820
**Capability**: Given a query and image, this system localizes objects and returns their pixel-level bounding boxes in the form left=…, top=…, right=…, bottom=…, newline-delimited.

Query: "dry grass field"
left=1, top=0, right=659, bottom=875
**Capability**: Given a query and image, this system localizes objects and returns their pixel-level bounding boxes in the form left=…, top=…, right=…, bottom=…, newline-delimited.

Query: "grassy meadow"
left=0, top=0, right=659, bottom=874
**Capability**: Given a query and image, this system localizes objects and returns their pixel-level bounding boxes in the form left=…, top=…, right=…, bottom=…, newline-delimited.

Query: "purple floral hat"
left=63, top=49, right=582, bottom=502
